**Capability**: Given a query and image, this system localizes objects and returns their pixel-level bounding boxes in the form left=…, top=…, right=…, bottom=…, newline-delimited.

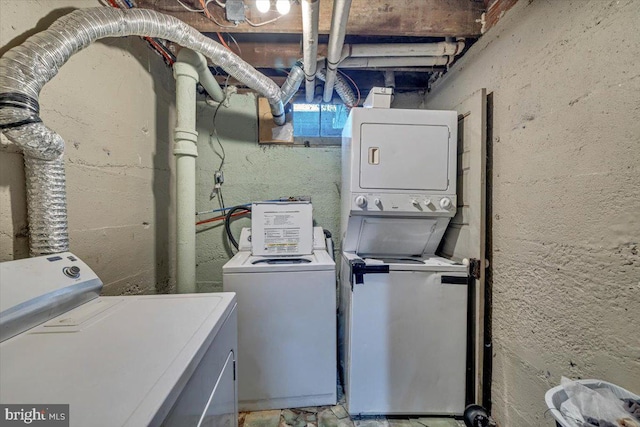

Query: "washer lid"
left=222, top=250, right=335, bottom=273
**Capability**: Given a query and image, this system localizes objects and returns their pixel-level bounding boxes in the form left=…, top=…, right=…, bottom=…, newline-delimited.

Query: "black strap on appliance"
left=349, top=259, right=389, bottom=288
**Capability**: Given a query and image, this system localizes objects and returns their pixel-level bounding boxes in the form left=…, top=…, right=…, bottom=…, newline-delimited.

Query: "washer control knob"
left=63, top=266, right=81, bottom=279
left=374, top=198, right=382, bottom=208
left=411, top=199, right=419, bottom=207
left=424, top=199, right=432, bottom=207
left=440, top=197, right=452, bottom=209
left=355, top=196, right=368, bottom=208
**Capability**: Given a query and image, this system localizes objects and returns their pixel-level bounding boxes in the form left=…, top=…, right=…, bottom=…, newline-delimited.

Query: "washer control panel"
left=351, top=193, right=457, bottom=215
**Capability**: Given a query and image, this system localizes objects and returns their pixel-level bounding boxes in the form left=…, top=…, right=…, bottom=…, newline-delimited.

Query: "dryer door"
left=359, top=123, right=451, bottom=191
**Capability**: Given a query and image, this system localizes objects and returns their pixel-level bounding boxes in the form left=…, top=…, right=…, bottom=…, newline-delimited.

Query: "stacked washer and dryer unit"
left=339, top=103, right=469, bottom=415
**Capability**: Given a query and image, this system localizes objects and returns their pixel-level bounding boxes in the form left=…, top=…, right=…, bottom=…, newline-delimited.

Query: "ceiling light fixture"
left=275, top=0, right=291, bottom=15
left=256, top=0, right=271, bottom=13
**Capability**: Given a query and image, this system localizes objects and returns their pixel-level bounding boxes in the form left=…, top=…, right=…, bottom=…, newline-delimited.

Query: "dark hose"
left=225, top=205, right=252, bottom=250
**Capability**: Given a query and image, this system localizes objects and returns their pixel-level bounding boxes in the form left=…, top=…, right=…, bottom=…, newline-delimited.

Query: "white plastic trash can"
left=545, top=379, right=640, bottom=427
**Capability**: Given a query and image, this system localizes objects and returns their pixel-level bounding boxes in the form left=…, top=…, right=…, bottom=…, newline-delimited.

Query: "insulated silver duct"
left=0, top=7, right=301, bottom=256
left=281, top=63, right=305, bottom=106
left=316, top=68, right=357, bottom=108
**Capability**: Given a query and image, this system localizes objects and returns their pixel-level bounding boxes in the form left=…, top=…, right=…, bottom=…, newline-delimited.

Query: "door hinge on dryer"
left=469, top=258, right=482, bottom=280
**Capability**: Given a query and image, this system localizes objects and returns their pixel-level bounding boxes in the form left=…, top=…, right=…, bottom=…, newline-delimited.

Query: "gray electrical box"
left=225, top=0, right=246, bottom=22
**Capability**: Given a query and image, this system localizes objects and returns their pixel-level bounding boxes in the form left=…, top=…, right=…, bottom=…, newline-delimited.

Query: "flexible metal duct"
left=0, top=7, right=300, bottom=256
left=316, top=68, right=357, bottom=108
left=281, top=62, right=305, bottom=106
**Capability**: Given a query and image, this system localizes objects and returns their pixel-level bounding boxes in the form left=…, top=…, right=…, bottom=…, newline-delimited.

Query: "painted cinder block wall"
left=0, top=0, right=177, bottom=294
left=194, top=93, right=343, bottom=292
left=425, top=0, right=640, bottom=425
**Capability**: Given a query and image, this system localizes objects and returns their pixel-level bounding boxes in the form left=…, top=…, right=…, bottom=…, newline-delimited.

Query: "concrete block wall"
left=0, top=0, right=176, bottom=294
left=425, top=0, right=640, bottom=425
left=194, top=93, right=342, bottom=291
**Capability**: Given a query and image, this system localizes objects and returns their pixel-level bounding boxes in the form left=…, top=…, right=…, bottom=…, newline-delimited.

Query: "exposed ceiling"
left=136, top=0, right=514, bottom=98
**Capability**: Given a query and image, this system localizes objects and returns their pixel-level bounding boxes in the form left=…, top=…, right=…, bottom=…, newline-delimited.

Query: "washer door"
left=347, top=270, right=467, bottom=415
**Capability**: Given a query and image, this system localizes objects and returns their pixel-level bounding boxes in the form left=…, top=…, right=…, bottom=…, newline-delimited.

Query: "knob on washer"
left=63, top=266, right=81, bottom=279
left=440, top=197, right=452, bottom=209
left=355, top=195, right=368, bottom=208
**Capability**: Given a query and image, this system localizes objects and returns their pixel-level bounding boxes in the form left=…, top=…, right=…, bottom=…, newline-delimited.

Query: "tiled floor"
left=240, top=406, right=465, bottom=427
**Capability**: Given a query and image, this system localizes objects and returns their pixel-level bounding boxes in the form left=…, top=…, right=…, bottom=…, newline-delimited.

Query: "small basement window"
left=292, top=103, right=349, bottom=143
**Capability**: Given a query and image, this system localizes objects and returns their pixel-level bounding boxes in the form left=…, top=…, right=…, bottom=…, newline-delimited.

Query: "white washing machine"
left=0, top=253, right=238, bottom=427
left=339, top=253, right=467, bottom=415
left=339, top=104, right=468, bottom=415
left=222, top=227, right=336, bottom=411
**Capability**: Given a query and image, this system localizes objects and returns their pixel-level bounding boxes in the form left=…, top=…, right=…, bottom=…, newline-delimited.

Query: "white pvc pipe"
left=338, top=56, right=451, bottom=68
left=323, top=0, right=352, bottom=102
left=302, top=0, right=320, bottom=102
left=344, top=40, right=465, bottom=58
left=177, top=49, right=225, bottom=102
left=173, top=62, right=199, bottom=294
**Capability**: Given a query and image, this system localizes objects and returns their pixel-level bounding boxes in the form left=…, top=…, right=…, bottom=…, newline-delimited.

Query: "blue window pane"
left=320, top=104, right=348, bottom=137
left=293, top=104, right=320, bottom=137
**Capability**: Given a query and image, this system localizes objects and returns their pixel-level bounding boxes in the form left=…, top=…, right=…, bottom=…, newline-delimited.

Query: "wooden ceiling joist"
left=137, top=0, right=483, bottom=37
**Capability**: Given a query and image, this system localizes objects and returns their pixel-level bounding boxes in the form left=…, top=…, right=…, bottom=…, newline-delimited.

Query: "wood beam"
left=137, top=0, right=483, bottom=37
left=169, top=40, right=325, bottom=68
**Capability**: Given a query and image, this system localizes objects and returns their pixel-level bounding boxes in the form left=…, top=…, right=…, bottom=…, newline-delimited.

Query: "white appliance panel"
left=161, top=309, right=237, bottom=427
left=0, top=293, right=237, bottom=427
left=198, top=352, right=237, bottom=427
left=359, top=124, right=450, bottom=191
left=356, top=217, right=439, bottom=256
left=222, top=248, right=337, bottom=411
left=340, top=255, right=467, bottom=415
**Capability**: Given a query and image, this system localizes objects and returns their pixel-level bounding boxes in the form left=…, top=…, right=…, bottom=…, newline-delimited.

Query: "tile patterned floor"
left=240, top=406, right=465, bottom=427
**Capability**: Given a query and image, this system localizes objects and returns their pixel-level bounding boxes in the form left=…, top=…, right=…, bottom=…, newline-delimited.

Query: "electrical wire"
left=196, top=210, right=247, bottom=226
left=216, top=32, right=232, bottom=51
left=226, top=33, right=242, bottom=55
left=210, top=74, right=231, bottom=173
left=175, top=0, right=204, bottom=12
left=197, top=203, right=251, bottom=216
left=107, top=0, right=175, bottom=65
left=198, top=0, right=213, bottom=18
left=203, top=0, right=239, bottom=27
left=338, top=69, right=361, bottom=107
left=245, top=16, right=282, bottom=27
